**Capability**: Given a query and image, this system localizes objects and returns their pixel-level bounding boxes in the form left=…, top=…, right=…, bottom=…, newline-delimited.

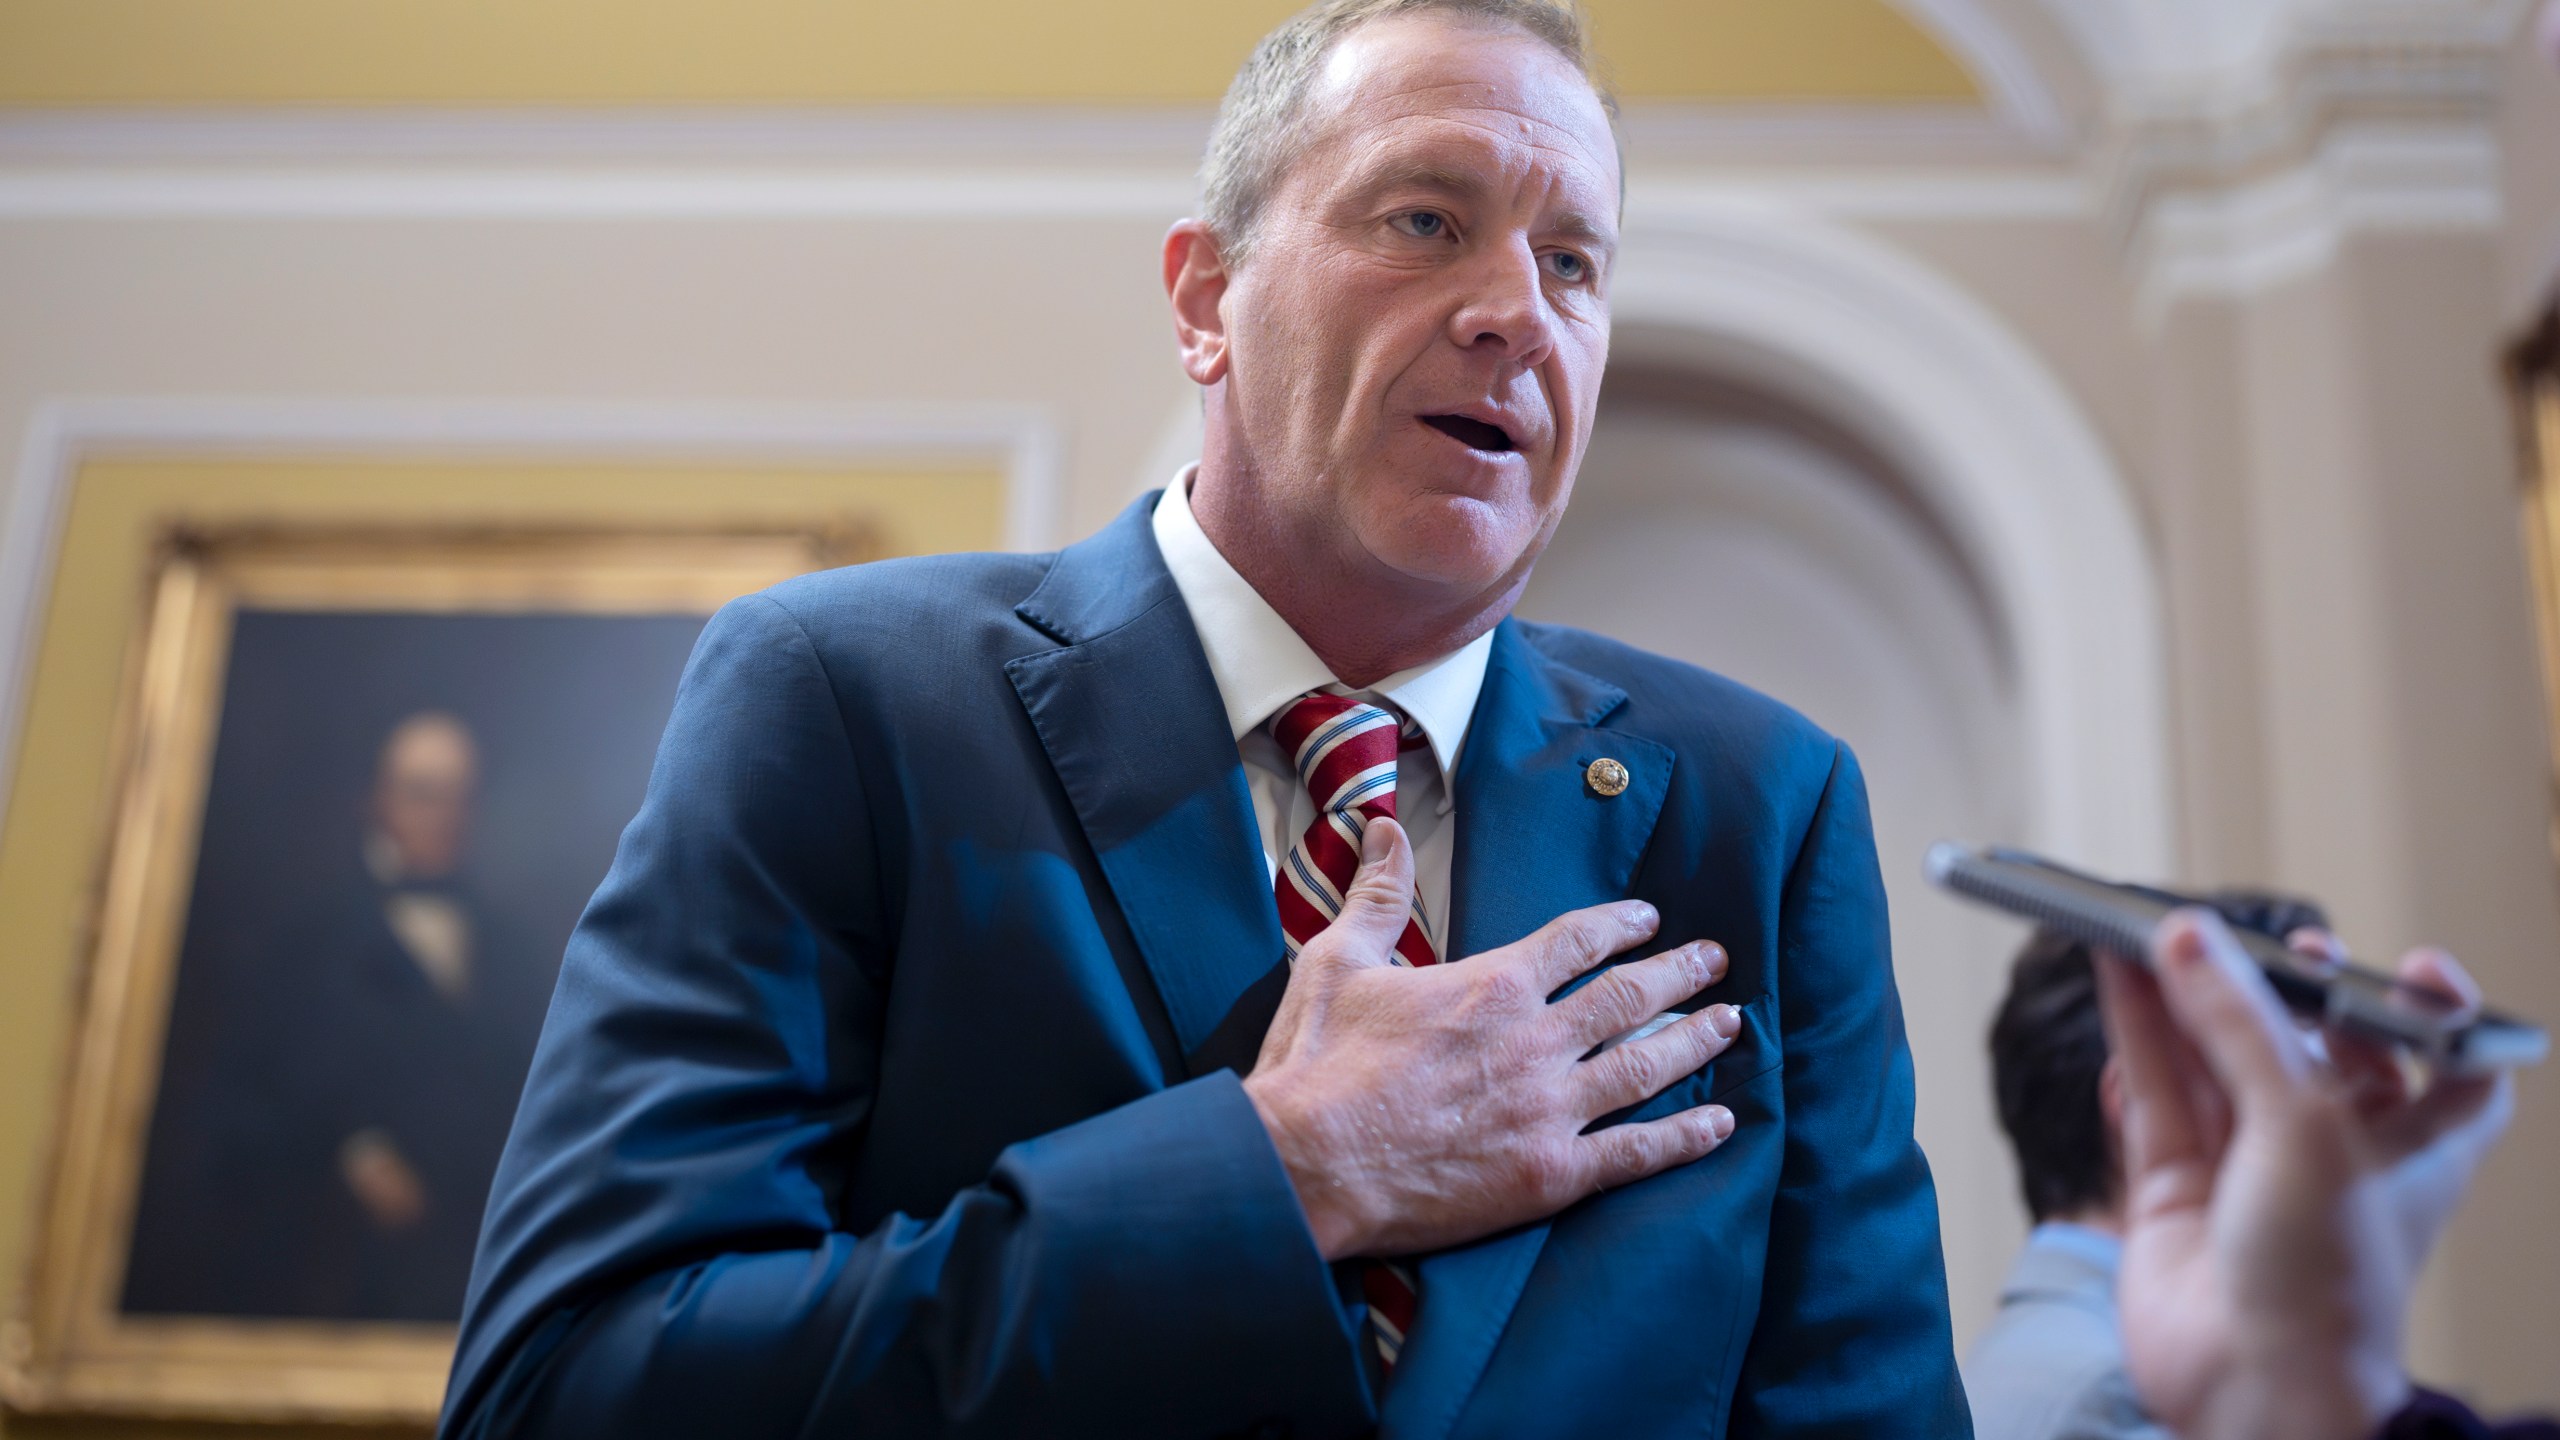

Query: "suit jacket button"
left=1586, top=756, right=1630, bottom=797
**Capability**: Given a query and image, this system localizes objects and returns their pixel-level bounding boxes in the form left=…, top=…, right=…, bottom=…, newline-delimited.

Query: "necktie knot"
left=1266, top=689, right=1438, bottom=972
left=1271, top=693, right=1406, bottom=823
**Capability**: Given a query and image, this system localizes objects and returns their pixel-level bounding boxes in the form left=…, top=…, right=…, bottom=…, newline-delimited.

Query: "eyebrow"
left=1346, top=158, right=1479, bottom=207
left=1548, top=210, right=1614, bottom=250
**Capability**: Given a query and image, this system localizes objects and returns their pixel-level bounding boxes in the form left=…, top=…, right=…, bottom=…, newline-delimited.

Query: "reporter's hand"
left=1242, top=818, right=1742, bottom=1262
left=2099, top=911, right=2514, bottom=1440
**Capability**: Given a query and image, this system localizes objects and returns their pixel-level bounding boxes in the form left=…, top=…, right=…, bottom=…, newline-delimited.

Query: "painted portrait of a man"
left=118, top=608, right=707, bottom=1324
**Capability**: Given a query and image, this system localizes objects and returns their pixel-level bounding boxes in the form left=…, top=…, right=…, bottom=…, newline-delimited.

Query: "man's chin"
left=1357, top=495, right=1541, bottom=597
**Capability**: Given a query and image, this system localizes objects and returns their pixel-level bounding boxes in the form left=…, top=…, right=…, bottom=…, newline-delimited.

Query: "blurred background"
left=0, top=0, right=2556, bottom=1432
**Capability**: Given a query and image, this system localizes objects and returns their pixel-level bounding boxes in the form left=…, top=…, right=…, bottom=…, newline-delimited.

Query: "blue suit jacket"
left=440, top=495, right=1968, bottom=1439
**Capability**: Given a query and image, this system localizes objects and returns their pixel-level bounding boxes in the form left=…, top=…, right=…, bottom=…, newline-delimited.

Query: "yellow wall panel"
left=1595, top=0, right=1978, bottom=101
left=0, top=0, right=1978, bottom=106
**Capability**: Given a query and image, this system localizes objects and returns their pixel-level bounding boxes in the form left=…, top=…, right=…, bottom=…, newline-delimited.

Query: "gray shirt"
left=1963, top=1224, right=2169, bottom=1440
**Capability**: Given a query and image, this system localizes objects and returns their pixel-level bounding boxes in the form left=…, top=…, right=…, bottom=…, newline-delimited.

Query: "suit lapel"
left=1382, top=620, right=1674, bottom=1440
left=1004, top=495, right=1286, bottom=1078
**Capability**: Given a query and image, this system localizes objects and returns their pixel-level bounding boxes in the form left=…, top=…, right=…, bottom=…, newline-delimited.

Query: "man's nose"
left=1446, top=240, right=1556, bottom=369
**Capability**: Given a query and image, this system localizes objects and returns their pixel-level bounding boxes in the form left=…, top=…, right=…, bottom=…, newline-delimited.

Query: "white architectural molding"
left=0, top=92, right=2083, bottom=214
left=0, top=157, right=2102, bottom=225
left=2044, top=0, right=2524, bottom=117
left=1894, top=0, right=2075, bottom=150
left=1635, top=167, right=2094, bottom=223
left=1615, top=102, right=2051, bottom=166
left=0, top=166, right=1202, bottom=221
left=0, top=397, right=1063, bottom=823
left=2052, top=0, right=2525, bottom=320
left=0, top=106, right=1222, bottom=165
left=2131, top=120, right=2501, bottom=318
left=1611, top=199, right=2175, bottom=875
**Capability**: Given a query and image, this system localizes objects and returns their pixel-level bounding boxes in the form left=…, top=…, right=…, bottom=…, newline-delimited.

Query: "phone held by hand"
left=1924, top=842, right=2550, bottom=1074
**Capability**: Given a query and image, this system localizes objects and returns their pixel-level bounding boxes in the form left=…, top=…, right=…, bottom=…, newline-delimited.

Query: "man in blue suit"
left=440, top=1, right=1968, bottom=1435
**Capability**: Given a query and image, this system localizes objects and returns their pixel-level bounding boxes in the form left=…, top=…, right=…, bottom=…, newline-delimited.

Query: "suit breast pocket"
left=1592, top=990, right=1781, bottom=1131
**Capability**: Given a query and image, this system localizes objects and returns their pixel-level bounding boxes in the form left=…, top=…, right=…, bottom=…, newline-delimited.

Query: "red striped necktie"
left=1268, top=690, right=1436, bottom=1372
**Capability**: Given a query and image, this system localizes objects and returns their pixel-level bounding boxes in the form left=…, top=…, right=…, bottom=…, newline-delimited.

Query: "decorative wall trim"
left=1636, top=169, right=2095, bottom=223
left=0, top=397, right=1062, bottom=823
left=0, top=156, right=2101, bottom=225
left=0, top=94, right=2081, bottom=212
left=0, top=92, right=2066, bottom=170
left=0, top=106, right=1223, bottom=165
left=2074, top=0, right=2522, bottom=317
left=0, top=102, right=2045, bottom=166
left=0, top=166, right=1201, bottom=221
left=2130, top=121, right=2502, bottom=319
left=1608, top=200, right=2176, bottom=875
left=2042, top=0, right=2523, bottom=120
left=1895, top=0, right=2075, bottom=150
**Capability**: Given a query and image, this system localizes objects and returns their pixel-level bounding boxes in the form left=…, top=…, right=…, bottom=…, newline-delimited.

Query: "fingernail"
left=1705, top=1106, right=1735, bottom=1141
left=1625, top=902, right=1659, bottom=934
left=1707, top=1003, right=1741, bottom=1038
left=2164, top=914, right=2213, bottom=970
left=1700, top=941, right=1727, bottom=978
left=1360, top=822, right=1390, bottom=864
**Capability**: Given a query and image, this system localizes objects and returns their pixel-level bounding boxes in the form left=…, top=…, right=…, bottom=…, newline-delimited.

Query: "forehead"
left=384, top=721, right=476, bottom=777
left=1298, top=13, right=1620, bottom=207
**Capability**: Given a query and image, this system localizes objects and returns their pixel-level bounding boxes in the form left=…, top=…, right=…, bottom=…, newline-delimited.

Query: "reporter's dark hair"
left=1988, top=888, right=2329, bottom=1222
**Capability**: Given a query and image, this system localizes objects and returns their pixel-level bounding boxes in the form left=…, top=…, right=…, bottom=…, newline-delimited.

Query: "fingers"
left=2396, top=947, right=2481, bottom=1017
left=2150, top=909, right=2315, bottom=1111
left=1572, top=1002, right=1743, bottom=1115
left=2372, top=1067, right=2513, bottom=1168
left=2362, top=948, right=2509, bottom=1164
left=1561, top=941, right=1727, bottom=1044
left=1578, top=1104, right=1736, bottom=1193
left=2287, top=926, right=2349, bottom=970
left=1308, top=817, right=1417, bottom=968
left=2095, top=948, right=2216, bottom=1203
left=2272, top=925, right=2408, bottom=1107
left=1506, top=899, right=1662, bottom=993
left=2317, top=948, right=2477, bottom=1117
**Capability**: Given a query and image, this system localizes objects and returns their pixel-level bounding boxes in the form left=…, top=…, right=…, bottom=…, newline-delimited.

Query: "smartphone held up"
left=1925, top=842, right=2549, bottom=1074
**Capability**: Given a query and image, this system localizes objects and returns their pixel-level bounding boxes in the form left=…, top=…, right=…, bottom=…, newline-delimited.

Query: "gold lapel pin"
left=1585, top=757, right=1630, bottom=798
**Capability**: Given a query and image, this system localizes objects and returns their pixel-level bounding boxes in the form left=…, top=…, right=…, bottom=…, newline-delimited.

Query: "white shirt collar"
left=1151, top=466, right=1492, bottom=784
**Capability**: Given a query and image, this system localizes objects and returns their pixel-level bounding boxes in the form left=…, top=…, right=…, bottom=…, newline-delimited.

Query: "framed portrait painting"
left=4, top=525, right=863, bottom=1423
left=2512, top=305, right=2560, bottom=869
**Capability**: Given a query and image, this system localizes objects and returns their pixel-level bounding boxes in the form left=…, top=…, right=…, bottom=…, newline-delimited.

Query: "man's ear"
left=1164, top=219, right=1233, bottom=386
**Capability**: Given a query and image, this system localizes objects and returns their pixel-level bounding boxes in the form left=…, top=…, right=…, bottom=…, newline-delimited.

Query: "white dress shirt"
left=1151, top=468, right=1493, bottom=957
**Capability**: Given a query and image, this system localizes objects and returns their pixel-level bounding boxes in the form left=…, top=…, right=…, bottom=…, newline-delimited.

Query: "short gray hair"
left=1199, top=0, right=1615, bottom=268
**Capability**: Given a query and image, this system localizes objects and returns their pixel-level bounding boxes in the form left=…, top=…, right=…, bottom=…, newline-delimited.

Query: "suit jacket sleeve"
left=1728, top=740, right=1973, bottom=1436
left=438, top=594, right=1370, bottom=1440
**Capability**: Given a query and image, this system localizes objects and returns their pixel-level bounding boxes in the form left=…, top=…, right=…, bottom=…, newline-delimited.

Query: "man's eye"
left=1392, top=211, right=1448, bottom=239
left=1543, top=250, right=1591, bottom=283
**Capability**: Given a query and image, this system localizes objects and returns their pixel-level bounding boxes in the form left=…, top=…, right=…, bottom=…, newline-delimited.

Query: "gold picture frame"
left=2, top=524, right=866, bottom=1425
left=2511, top=304, right=2560, bottom=870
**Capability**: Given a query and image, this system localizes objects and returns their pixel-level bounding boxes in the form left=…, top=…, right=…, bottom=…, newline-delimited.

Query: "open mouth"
left=1420, top=414, right=1517, bottom=454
